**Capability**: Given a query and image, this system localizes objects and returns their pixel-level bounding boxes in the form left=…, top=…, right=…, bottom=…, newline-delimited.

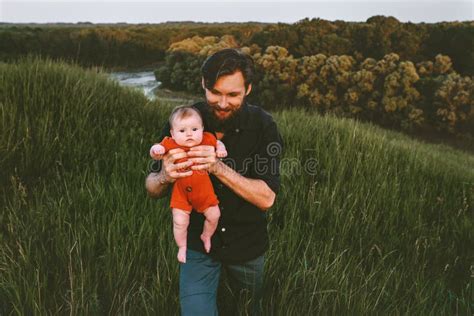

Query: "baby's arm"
left=216, top=140, right=228, bottom=158
left=150, top=144, right=166, bottom=160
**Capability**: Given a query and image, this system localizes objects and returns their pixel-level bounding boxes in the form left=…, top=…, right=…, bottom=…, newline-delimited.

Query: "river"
left=108, top=70, right=160, bottom=100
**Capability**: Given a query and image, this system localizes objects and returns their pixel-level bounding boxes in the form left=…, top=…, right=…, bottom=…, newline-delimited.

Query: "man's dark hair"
left=201, top=48, right=255, bottom=91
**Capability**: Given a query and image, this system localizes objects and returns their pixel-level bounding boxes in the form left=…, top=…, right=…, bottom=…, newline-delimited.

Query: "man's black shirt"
left=151, top=101, right=283, bottom=263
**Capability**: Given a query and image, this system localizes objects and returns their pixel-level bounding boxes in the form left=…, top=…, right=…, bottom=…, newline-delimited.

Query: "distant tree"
left=155, top=51, right=205, bottom=93
left=426, top=23, right=474, bottom=76
left=382, top=59, right=422, bottom=128
left=365, top=16, right=401, bottom=59
left=250, top=23, right=299, bottom=54
left=433, top=73, right=474, bottom=134
left=168, top=35, right=238, bottom=56
left=251, top=46, right=298, bottom=108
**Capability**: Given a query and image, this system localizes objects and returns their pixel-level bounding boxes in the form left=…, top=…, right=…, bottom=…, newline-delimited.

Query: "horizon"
left=1, top=1, right=473, bottom=24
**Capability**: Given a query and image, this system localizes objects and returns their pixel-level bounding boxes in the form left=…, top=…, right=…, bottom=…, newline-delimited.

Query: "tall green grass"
left=1, top=58, right=473, bottom=314
left=268, top=112, right=473, bottom=314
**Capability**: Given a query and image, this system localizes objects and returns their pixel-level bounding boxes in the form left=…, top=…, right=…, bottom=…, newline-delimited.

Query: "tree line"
left=2, top=17, right=472, bottom=136
left=0, top=22, right=265, bottom=67
left=156, top=36, right=473, bottom=136
left=1, top=17, right=473, bottom=75
left=250, top=17, right=473, bottom=76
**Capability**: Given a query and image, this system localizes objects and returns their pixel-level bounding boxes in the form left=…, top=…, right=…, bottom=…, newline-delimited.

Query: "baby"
left=150, top=105, right=227, bottom=263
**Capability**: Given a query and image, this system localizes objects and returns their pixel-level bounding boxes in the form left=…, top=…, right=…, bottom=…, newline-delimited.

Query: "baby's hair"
left=169, top=105, right=203, bottom=129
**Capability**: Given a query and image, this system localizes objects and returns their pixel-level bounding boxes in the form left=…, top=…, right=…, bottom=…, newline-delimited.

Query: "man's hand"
left=146, top=148, right=194, bottom=199
left=161, top=148, right=194, bottom=183
left=187, top=145, right=220, bottom=174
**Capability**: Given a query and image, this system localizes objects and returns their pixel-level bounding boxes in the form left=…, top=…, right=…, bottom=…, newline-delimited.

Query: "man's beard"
left=205, top=102, right=243, bottom=132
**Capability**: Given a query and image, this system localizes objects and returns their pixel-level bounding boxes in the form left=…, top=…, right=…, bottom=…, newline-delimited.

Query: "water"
left=109, top=70, right=161, bottom=100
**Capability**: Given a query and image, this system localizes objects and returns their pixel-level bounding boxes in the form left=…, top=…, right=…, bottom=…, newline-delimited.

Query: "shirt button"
left=221, top=207, right=224, bottom=211
left=186, top=186, right=192, bottom=192
left=221, top=227, right=226, bottom=232
left=219, top=184, right=224, bottom=189
left=235, top=128, right=240, bottom=133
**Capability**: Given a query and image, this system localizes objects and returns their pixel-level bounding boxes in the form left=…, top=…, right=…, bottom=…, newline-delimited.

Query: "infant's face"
left=170, top=114, right=204, bottom=147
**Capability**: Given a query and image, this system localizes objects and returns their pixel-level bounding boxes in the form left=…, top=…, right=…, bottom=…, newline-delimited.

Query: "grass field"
left=1, top=58, right=473, bottom=315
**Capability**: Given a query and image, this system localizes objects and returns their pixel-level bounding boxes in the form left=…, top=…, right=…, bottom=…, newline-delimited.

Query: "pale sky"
left=1, top=0, right=472, bottom=24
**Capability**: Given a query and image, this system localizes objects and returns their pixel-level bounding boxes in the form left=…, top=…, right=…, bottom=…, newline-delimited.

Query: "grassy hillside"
left=0, top=59, right=473, bottom=314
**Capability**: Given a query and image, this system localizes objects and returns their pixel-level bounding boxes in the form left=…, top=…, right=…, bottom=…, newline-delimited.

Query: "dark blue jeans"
left=179, top=249, right=264, bottom=316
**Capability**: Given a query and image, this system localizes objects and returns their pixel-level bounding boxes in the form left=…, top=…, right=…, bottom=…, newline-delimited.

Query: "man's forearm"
left=212, top=160, right=275, bottom=211
left=145, top=172, right=171, bottom=199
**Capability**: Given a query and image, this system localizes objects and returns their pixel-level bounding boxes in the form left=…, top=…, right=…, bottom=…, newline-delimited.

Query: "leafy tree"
left=433, top=74, right=474, bottom=134
left=251, top=46, right=298, bottom=108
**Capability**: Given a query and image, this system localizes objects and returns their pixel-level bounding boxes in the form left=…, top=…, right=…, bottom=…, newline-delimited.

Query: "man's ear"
left=245, top=83, right=252, bottom=96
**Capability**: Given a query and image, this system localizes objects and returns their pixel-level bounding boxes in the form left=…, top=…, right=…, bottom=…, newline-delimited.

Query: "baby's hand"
left=216, top=148, right=227, bottom=158
left=216, top=140, right=228, bottom=158
left=150, top=144, right=165, bottom=160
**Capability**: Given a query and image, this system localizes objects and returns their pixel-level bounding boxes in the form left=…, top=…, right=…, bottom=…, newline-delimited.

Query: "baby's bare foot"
left=177, top=247, right=186, bottom=263
left=200, top=234, right=211, bottom=253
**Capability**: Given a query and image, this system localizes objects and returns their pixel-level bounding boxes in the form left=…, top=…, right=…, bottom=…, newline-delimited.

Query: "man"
left=145, top=48, right=283, bottom=315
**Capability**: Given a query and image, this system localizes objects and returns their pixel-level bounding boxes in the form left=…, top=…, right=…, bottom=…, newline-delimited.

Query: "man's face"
left=203, top=71, right=252, bottom=122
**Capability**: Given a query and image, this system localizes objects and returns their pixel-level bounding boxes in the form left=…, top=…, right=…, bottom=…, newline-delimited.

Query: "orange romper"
left=159, top=132, right=219, bottom=213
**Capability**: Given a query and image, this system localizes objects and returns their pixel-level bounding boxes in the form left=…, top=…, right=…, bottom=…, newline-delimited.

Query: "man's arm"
left=188, top=117, right=282, bottom=210
left=145, top=171, right=172, bottom=199
left=213, top=160, right=276, bottom=211
left=187, top=148, right=276, bottom=211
